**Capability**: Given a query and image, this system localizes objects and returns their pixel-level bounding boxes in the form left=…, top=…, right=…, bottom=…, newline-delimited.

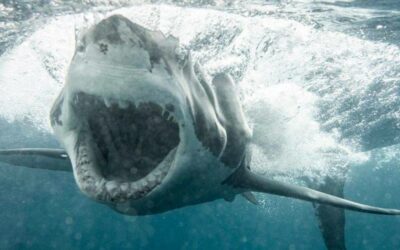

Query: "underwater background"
left=1, top=0, right=400, bottom=249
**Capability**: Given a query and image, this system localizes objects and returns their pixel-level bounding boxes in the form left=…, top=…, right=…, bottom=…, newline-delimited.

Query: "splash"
left=0, top=3, right=398, bottom=183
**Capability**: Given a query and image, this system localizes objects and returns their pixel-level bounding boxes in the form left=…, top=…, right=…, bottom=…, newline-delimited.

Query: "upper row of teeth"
left=102, top=98, right=177, bottom=122
left=75, top=96, right=176, bottom=120
left=103, top=98, right=129, bottom=109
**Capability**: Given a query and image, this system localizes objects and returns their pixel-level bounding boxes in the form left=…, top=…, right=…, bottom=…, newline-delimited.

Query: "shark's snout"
left=75, top=14, right=174, bottom=73
left=71, top=92, right=180, bottom=202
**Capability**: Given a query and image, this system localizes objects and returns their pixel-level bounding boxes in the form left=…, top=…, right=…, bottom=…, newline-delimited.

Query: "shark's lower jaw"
left=72, top=92, right=179, bottom=203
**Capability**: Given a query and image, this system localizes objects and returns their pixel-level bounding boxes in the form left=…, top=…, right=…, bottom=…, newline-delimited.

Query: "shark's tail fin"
left=226, top=167, right=400, bottom=215
left=312, top=177, right=347, bottom=250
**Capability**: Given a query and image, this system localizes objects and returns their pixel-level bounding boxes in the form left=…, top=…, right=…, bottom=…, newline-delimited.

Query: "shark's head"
left=50, top=15, right=234, bottom=206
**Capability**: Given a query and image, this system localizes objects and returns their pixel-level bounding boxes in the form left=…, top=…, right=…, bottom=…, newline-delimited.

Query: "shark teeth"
left=75, top=131, right=175, bottom=203
left=72, top=92, right=179, bottom=203
left=75, top=93, right=179, bottom=123
left=104, top=98, right=112, bottom=108
left=103, top=98, right=130, bottom=109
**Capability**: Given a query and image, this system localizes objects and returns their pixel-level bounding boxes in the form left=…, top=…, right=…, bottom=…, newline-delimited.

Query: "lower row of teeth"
left=104, top=166, right=168, bottom=200
left=77, top=145, right=170, bottom=201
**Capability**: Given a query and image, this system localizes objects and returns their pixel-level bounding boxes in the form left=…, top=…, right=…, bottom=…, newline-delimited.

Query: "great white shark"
left=0, top=15, right=399, bottom=249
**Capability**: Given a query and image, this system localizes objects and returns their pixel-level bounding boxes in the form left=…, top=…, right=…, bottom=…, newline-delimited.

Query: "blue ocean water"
left=0, top=0, right=400, bottom=249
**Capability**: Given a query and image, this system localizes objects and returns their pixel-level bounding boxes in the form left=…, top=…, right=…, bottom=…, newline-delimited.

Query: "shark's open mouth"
left=72, top=92, right=179, bottom=202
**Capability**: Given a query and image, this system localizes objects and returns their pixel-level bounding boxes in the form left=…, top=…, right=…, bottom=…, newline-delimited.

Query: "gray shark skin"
left=1, top=15, right=400, bottom=249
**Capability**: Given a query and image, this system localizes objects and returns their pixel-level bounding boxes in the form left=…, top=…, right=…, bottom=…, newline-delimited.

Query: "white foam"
left=1, top=4, right=397, bottom=183
left=0, top=16, right=75, bottom=131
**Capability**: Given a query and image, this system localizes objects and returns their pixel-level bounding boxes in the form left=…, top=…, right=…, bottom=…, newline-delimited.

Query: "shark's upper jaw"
left=71, top=92, right=180, bottom=203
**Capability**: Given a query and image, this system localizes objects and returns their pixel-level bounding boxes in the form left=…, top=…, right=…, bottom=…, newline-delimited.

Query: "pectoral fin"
left=0, top=148, right=72, bottom=172
left=226, top=167, right=400, bottom=215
